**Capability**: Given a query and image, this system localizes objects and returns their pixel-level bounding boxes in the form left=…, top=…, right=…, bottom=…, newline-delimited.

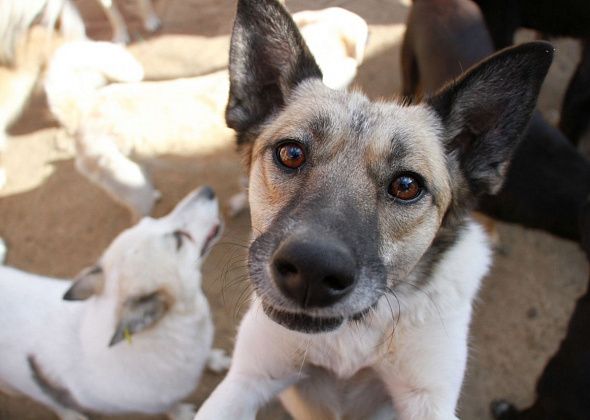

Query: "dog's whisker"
left=233, top=284, right=253, bottom=321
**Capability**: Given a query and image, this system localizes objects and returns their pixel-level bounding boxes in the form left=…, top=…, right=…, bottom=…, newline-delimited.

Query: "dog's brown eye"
left=276, top=142, right=305, bottom=170
left=389, top=174, right=422, bottom=201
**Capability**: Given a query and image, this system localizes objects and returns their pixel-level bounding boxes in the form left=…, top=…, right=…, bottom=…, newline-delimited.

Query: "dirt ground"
left=0, top=0, right=588, bottom=419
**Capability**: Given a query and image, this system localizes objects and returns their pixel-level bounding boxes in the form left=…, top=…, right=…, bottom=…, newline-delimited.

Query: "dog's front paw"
left=491, top=399, right=518, bottom=419
left=227, top=191, right=248, bottom=217
left=112, top=30, right=131, bottom=45
left=127, top=188, right=160, bottom=221
left=0, top=237, right=6, bottom=265
left=144, top=15, right=162, bottom=32
left=166, top=402, right=196, bottom=420
left=0, top=167, right=6, bottom=190
left=206, top=348, right=231, bottom=373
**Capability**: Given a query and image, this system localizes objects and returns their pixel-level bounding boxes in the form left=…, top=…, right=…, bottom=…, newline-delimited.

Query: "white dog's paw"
left=128, top=188, right=160, bottom=221
left=166, top=402, right=196, bottom=420
left=0, top=167, right=6, bottom=190
left=227, top=191, right=248, bottom=217
left=112, top=30, right=131, bottom=45
left=206, top=348, right=231, bottom=373
left=144, top=15, right=162, bottom=32
left=0, top=238, right=7, bottom=264
left=56, top=408, right=89, bottom=420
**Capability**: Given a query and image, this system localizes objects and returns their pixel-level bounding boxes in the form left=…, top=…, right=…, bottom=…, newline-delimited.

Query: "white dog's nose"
left=198, top=186, right=216, bottom=201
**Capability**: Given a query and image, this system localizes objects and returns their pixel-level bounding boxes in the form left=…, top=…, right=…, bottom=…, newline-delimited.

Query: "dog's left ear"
left=225, top=0, right=322, bottom=139
left=429, top=41, right=553, bottom=195
left=109, top=290, right=171, bottom=347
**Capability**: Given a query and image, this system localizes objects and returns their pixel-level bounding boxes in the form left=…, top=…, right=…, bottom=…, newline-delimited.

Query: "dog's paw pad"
left=490, top=399, right=516, bottom=419
left=166, top=403, right=196, bottom=420
left=206, top=348, right=231, bottom=373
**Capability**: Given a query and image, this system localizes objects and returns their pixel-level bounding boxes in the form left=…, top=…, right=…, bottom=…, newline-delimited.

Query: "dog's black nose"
left=271, top=237, right=356, bottom=308
left=198, top=186, right=216, bottom=201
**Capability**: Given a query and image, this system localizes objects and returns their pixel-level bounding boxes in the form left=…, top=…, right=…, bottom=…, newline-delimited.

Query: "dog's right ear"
left=226, top=0, right=322, bottom=140
left=63, top=265, right=104, bottom=301
left=428, top=41, right=553, bottom=196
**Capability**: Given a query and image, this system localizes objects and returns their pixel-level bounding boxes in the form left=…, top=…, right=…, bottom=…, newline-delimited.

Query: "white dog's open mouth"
left=201, top=223, right=222, bottom=256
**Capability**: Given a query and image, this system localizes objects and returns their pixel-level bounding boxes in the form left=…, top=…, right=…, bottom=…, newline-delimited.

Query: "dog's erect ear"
left=109, top=290, right=171, bottom=347
left=63, top=266, right=104, bottom=301
left=226, top=0, right=322, bottom=137
left=428, top=41, right=553, bottom=195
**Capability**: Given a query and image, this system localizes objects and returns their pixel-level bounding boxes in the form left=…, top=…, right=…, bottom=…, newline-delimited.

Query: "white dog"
left=0, top=186, right=230, bottom=420
left=0, top=0, right=86, bottom=188
left=44, top=8, right=368, bottom=219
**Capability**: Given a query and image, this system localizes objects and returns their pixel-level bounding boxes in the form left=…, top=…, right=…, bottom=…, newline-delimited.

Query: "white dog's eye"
left=172, top=230, right=193, bottom=250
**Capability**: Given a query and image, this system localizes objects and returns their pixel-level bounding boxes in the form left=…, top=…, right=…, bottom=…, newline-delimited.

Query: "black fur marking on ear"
left=429, top=41, right=554, bottom=196
left=226, top=0, right=322, bottom=139
left=109, top=290, right=171, bottom=347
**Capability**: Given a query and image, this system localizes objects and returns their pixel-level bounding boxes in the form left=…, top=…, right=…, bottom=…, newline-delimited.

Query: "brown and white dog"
left=194, top=0, right=553, bottom=419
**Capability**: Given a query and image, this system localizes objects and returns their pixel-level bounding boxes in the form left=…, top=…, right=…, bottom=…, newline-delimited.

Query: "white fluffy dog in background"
left=44, top=7, right=369, bottom=219
left=0, top=0, right=86, bottom=189
left=0, top=186, right=230, bottom=420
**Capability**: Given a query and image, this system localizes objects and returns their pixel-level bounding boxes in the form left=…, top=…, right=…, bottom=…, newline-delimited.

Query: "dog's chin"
left=261, top=302, right=372, bottom=334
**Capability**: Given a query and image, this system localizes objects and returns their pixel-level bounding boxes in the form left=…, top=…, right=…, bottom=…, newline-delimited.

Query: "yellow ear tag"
left=124, top=327, right=133, bottom=345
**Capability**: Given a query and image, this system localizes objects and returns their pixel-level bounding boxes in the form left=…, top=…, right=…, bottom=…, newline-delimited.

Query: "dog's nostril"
left=323, top=275, right=350, bottom=291
left=275, top=260, right=298, bottom=276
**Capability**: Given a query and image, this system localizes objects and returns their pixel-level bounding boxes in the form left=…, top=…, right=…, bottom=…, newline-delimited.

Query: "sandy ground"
left=0, top=0, right=589, bottom=419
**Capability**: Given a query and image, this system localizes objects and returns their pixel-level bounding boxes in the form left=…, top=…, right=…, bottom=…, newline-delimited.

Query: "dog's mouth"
left=201, top=223, right=222, bottom=256
left=261, top=301, right=373, bottom=333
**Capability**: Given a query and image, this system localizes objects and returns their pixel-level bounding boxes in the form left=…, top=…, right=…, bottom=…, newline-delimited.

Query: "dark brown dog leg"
left=559, top=39, right=590, bottom=145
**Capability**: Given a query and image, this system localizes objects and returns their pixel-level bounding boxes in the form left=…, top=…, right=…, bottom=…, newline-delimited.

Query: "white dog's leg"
left=227, top=191, right=248, bottom=217
left=0, top=67, right=40, bottom=188
left=0, top=132, right=6, bottom=189
left=206, top=348, right=231, bottom=373
left=195, top=306, right=301, bottom=420
left=137, top=0, right=161, bottom=32
left=97, top=0, right=131, bottom=44
left=167, top=403, right=196, bottom=420
left=0, top=238, right=7, bottom=264
left=377, top=314, right=470, bottom=420
left=75, top=134, right=160, bottom=219
left=55, top=407, right=88, bottom=420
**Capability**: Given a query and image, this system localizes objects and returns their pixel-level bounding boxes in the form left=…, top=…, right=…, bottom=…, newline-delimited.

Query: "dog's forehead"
left=258, top=80, right=450, bottom=198
left=103, top=219, right=172, bottom=261
left=267, top=81, right=443, bottom=153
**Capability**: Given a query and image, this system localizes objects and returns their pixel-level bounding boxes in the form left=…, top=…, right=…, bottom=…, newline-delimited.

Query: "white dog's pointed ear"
left=428, top=41, right=553, bottom=196
left=109, top=290, right=171, bottom=347
left=226, top=0, right=322, bottom=139
left=63, top=266, right=104, bottom=301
